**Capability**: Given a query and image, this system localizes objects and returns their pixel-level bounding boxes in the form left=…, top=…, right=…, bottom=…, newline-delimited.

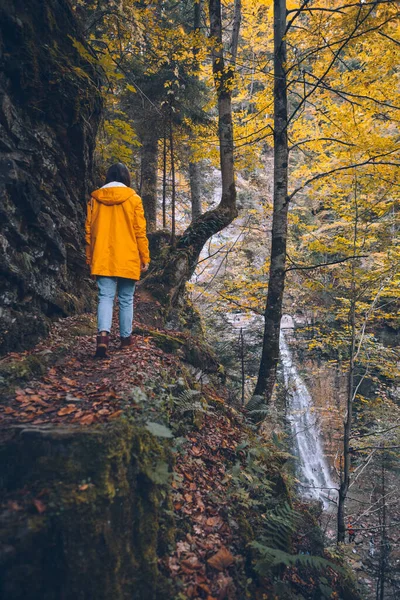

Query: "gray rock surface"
left=0, top=0, right=102, bottom=353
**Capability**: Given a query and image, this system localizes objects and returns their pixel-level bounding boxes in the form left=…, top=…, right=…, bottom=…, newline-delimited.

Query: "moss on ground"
left=0, top=420, right=176, bottom=600
left=132, top=325, right=220, bottom=373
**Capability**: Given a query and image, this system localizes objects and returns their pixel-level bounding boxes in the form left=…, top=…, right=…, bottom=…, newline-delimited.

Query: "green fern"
left=173, top=390, right=214, bottom=416
left=251, top=541, right=343, bottom=576
left=251, top=502, right=343, bottom=577
left=261, top=502, right=299, bottom=551
left=245, top=395, right=270, bottom=423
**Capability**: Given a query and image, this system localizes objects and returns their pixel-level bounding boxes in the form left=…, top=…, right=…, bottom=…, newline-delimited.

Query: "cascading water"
left=280, top=324, right=337, bottom=508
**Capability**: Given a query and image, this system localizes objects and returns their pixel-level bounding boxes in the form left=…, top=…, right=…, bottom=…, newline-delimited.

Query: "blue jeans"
left=97, top=277, right=136, bottom=338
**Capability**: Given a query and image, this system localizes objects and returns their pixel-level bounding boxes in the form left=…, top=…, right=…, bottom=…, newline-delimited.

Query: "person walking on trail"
left=85, top=163, right=150, bottom=358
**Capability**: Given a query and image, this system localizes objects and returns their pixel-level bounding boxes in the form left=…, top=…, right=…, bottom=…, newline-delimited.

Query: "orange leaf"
left=109, top=410, right=123, bottom=419
left=32, top=499, right=46, bottom=513
left=80, top=413, right=95, bottom=425
left=97, top=408, right=110, bottom=416
left=190, top=446, right=203, bottom=456
left=181, top=556, right=203, bottom=571
left=207, top=546, right=235, bottom=571
left=57, top=405, right=77, bottom=416
left=62, top=377, right=77, bottom=386
left=206, top=516, right=223, bottom=528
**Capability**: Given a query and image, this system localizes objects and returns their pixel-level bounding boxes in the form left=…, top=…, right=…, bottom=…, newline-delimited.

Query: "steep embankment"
left=0, top=295, right=362, bottom=600
left=0, top=0, right=102, bottom=354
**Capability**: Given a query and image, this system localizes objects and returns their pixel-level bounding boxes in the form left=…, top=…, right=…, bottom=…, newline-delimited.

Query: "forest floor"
left=0, top=293, right=252, bottom=599
left=0, top=291, right=363, bottom=600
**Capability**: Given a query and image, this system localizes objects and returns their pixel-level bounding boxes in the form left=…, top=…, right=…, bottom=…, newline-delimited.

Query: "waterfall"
left=280, top=328, right=337, bottom=508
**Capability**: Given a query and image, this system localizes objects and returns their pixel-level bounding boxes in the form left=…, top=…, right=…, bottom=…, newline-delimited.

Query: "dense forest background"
left=0, top=1, right=399, bottom=599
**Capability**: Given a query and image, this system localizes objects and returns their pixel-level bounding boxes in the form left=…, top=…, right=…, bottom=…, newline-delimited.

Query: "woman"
left=85, top=163, right=150, bottom=357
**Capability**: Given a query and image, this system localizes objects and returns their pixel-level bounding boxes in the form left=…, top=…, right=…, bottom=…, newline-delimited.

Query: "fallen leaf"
left=206, top=516, right=223, bottom=528
left=57, top=405, right=77, bottom=416
left=62, top=377, right=77, bottom=386
left=109, top=410, right=123, bottom=419
left=97, top=408, right=110, bottom=416
left=181, top=555, right=203, bottom=571
left=198, top=583, right=212, bottom=594
left=207, top=547, right=235, bottom=571
left=80, top=413, right=95, bottom=425
left=191, top=446, right=203, bottom=456
left=32, top=499, right=46, bottom=513
left=71, top=410, right=84, bottom=420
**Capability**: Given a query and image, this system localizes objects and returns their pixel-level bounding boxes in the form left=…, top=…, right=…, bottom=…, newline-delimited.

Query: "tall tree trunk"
left=140, top=127, right=158, bottom=232
left=189, top=161, right=202, bottom=221
left=189, top=0, right=203, bottom=223
left=143, top=0, right=238, bottom=308
left=337, top=294, right=355, bottom=543
left=337, top=190, right=358, bottom=544
left=377, top=447, right=387, bottom=600
left=170, top=118, right=176, bottom=245
left=230, top=0, right=242, bottom=62
left=253, top=0, right=288, bottom=400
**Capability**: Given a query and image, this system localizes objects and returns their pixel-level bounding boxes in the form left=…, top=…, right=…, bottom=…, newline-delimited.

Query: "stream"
left=280, top=320, right=337, bottom=508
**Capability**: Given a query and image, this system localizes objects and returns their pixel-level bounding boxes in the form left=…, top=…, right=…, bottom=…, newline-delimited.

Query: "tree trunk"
left=188, top=1, right=203, bottom=223
left=140, top=127, right=158, bottom=232
left=377, top=447, right=387, bottom=600
left=189, top=161, right=202, bottom=221
left=170, top=119, right=176, bottom=245
left=337, top=299, right=355, bottom=543
left=142, top=0, right=238, bottom=309
left=230, top=0, right=242, bottom=62
left=253, top=0, right=288, bottom=400
left=338, top=191, right=358, bottom=544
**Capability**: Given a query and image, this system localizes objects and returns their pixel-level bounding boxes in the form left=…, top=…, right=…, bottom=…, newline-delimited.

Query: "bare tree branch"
left=285, top=255, right=368, bottom=273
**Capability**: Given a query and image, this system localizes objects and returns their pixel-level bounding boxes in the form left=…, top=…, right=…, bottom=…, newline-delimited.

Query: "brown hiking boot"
left=120, top=335, right=133, bottom=350
left=95, top=334, right=110, bottom=358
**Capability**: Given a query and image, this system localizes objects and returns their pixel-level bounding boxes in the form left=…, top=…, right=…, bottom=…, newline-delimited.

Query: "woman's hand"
left=141, top=263, right=149, bottom=272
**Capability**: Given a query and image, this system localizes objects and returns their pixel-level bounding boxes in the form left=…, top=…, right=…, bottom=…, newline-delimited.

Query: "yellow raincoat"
left=85, top=184, right=150, bottom=280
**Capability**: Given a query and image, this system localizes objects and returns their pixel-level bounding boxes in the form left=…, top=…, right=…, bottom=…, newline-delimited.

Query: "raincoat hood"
left=91, top=185, right=136, bottom=206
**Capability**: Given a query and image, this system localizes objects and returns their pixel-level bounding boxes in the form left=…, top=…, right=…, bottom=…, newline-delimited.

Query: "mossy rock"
left=0, top=354, right=47, bottom=384
left=0, top=421, right=176, bottom=600
left=132, top=326, right=220, bottom=374
left=0, top=347, right=70, bottom=398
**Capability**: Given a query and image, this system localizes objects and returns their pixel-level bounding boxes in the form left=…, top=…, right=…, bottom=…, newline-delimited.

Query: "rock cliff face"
left=0, top=0, right=102, bottom=354
left=302, top=358, right=347, bottom=465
